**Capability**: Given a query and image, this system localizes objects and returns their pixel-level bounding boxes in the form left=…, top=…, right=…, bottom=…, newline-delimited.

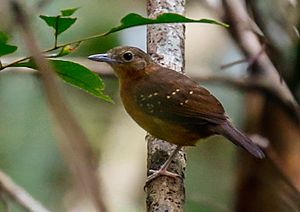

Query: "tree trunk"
left=145, top=0, right=186, bottom=211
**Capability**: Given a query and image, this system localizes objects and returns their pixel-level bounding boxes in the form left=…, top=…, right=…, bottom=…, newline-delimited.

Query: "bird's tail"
left=219, top=122, right=265, bottom=159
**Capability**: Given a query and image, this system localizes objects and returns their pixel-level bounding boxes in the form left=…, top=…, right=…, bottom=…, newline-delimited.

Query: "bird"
left=88, top=46, right=265, bottom=182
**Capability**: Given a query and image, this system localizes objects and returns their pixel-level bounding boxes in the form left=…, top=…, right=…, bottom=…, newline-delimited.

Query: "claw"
left=144, top=168, right=182, bottom=190
left=147, top=169, right=181, bottom=183
left=144, top=145, right=183, bottom=190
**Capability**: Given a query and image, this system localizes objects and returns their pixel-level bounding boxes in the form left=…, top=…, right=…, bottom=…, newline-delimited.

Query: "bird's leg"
left=146, top=145, right=182, bottom=184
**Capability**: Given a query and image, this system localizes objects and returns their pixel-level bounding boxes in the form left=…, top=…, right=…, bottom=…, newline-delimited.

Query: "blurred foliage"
left=0, top=0, right=251, bottom=211
left=0, top=73, right=67, bottom=211
left=246, top=0, right=300, bottom=101
left=0, top=72, right=120, bottom=211
left=0, top=73, right=242, bottom=211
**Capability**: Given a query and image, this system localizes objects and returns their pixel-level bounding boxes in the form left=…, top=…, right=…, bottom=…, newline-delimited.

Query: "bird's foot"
left=145, top=168, right=182, bottom=185
left=144, top=145, right=183, bottom=190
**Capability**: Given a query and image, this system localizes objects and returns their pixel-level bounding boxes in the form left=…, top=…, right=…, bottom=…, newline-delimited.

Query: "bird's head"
left=88, top=46, right=153, bottom=78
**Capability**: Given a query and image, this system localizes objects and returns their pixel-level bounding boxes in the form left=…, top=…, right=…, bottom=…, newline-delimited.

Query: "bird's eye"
left=122, top=51, right=133, bottom=61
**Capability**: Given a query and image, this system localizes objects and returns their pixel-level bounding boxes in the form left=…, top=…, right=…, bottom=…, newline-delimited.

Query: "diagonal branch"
left=222, top=0, right=298, bottom=107
left=9, top=1, right=107, bottom=211
left=0, top=170, right=50, bottom=212
left=196, top=75, right=300, bottom=124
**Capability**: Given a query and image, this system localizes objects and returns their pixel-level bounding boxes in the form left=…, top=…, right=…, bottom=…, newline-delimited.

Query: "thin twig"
left=220, top=44, right=265, bottom=71
left=197, top=75, right=300, bottom=124
left=0, top=29, right=109, bottom=71
left=220, top=58, right=248, bottom=70
left=54, top=16, right=59, bottom=48
left=0, top=170, right=50, bottom=212
left=9, top=1, right=107, bottom=211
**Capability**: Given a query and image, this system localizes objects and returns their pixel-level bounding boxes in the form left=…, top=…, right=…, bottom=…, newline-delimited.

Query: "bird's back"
left=119, top=64, right=228, bottom=145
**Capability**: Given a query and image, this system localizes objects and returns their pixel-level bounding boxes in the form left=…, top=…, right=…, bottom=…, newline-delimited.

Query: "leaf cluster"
left=0, top=8, right=228, bottom=102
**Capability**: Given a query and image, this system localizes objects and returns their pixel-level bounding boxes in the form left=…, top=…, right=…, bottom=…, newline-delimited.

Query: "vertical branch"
left=146, top=0, right=186, bottom=211
left=9, top=1, right=107, bottom=211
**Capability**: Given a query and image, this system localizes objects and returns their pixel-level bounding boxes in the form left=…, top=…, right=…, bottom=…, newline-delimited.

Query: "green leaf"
left=40, top=15, right=77, bottom=35
left=0, top=43, right=17, bottom=57
left=0, top=31, right=9, bottom=43
left=105, top=13, right=228, bottom=35
left=50, top=59, right=109, bottom=99
left=61, top=8, right=79, bottom=16
left=13, top=59, right=112, bottom=102
left=0, top=31, right=17, bottom=57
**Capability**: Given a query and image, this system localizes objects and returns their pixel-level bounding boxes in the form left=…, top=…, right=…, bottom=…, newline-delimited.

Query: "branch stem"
left=0, top=170, right=50, bottom=212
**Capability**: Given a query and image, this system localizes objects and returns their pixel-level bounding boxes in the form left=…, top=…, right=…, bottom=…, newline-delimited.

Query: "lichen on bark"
left=146, top=0, right=186, bottom=211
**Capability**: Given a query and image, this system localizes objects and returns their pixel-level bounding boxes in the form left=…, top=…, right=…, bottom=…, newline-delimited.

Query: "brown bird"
left=88, top=46, right=264, bottom=181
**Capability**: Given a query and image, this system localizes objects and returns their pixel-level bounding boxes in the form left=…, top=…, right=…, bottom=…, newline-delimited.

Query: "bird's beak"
left=88, top=53, right=115, bottom=63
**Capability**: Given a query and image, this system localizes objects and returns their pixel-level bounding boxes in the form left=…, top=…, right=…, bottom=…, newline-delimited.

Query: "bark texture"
left=146, top=0, right=186, bottom=211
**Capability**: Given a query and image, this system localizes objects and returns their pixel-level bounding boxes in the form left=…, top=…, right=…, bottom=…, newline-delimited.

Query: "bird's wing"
left=134, top=68, right=227, bottom=126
